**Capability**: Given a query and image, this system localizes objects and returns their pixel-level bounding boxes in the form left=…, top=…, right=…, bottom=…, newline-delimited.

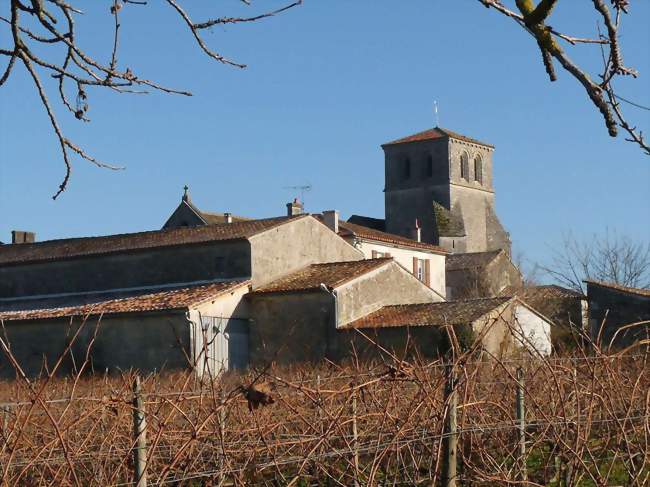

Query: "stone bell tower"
left=382, top=126, right=510, bottom=254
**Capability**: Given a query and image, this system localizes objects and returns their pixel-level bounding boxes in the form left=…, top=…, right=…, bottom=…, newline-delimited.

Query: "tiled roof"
left=0, top=281, right=249, bottom=321
left=314, top=216, right=447, bottom=254
left=343, top=297, right=511, bottom=329
left=382, top=126, right=494, bottom=148
left=500, top=285, right=585, bottom=304
left=0, top=216, right=303, bottom=266
left=251, top=259, right=392, bottom=295
left=346, top=215, right=386, bottom=232
left=446, top=250, right=502, bottom=271
left=585, top=280, right=650, bottom=298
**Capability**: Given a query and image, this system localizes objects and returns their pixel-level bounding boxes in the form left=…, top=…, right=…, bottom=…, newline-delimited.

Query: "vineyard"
left=1, top=342, right=648, bottom=486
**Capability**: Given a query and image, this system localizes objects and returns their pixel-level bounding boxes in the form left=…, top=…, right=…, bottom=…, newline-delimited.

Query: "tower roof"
left=382, top=126, right=494, bottom=149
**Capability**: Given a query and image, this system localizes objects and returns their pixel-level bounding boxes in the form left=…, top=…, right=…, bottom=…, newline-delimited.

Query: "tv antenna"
left=433, top=101, right=440, bottom=127
left=283, top=183, right=312, bottom=205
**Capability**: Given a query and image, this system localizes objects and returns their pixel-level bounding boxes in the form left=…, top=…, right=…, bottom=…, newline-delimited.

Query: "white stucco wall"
left=513, top=304, right=552, bottom=356
left=349, top=238, right=446, bottom=299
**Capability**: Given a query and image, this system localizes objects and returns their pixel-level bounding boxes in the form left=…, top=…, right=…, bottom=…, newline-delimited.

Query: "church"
left=0, top=124, right=550, bottom=377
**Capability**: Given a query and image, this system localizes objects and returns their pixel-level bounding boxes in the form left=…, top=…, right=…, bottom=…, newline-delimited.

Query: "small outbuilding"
left=339, top=296, right=553, bottom=360
left=247, top=258, right=444, bottom=365
left=585, top=280, right=650, bottom=350
left=0, top=281, right=251, bottom=378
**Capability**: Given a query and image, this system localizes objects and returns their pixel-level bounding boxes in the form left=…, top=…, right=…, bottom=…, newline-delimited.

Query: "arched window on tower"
left=474, top=155, right=483, bottom=184
left=460, top=152, right=469, bottom=181
left=426, top=154, right=433, bottom=178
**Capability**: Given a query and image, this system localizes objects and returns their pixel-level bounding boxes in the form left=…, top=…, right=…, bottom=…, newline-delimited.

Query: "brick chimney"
left=286, top=198, right=303, bottom=216
left=12, top=230, right=36, bottom=244
left=322, top=210, right=339, bottom=234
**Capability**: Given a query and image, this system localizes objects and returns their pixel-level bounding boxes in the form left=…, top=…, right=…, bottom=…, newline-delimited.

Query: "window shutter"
left=372, top=250, right=378, bottom=259
left=385, top=252, right=391, bottom=258
left=413, top=256, right=418, bottom=275
left=425, top=259, right=431, bottom=286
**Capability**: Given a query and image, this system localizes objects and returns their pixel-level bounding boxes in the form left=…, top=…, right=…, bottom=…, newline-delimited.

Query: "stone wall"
left=0, top=311, right=191, bottom=378
left=0, top=240, right=251, bottom=298
left=587, top=283, right=650, bottom=348
left=247, top=292, right=333, bottom=365
left=249, top=217, right=362, bottom=288
left=336, top=262, right=442, bottom=326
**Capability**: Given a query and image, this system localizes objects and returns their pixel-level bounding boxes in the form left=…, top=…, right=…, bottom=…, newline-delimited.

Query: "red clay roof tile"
left=0, top=216, right=303, bottom=266
left=0, top=281, right=249, bottom=321
left=342, top=297, right=511, bottom=329
left=382, top=127, right=494, bottom=148
left=251, top=259, right=392, bottom=295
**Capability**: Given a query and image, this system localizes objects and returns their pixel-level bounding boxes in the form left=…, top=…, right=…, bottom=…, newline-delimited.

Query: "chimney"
left=224, top=212, right=233, bottom=224
left=322, top=210, right=339, bottom=234
left=12, top=230, right=36, bottom=244
left=286, top=198, right=303, bottom=216
left=411, top=219, right=421, bottom=242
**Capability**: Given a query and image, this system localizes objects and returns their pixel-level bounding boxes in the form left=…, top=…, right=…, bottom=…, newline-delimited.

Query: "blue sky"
left=1, top=1, right=648, bottom=274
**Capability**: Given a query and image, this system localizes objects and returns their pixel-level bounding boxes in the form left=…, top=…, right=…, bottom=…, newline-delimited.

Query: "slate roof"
left=446, top=250, right=503, bottom=271
left=382, top=126, right=494, bottom=149
left=343, top=297, right=511, bottom=329
left=0, top=216, right=303, bottom=266
left=433, top=202, right=466, bottom=238
left=346, top=215, right=386, bottom=232
left=585, top=280, right=650, bottom=298
left=251, top=259, right=392, bottom=295
left=0, top=281, right=250, bottom=321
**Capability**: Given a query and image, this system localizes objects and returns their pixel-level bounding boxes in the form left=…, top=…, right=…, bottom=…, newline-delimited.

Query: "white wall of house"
left=513, top=304, right=552, bottom=356
left=348, top=238, right=446, bottom=298
left=188, top=283, right=251, bottom=376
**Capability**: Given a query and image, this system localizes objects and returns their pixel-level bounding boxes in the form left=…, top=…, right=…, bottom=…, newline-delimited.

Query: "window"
left=412, top=257, right=430, bottom=285
left=460, top=152, right=469, bottom=181
left=402, top=157, right=411, bottom=180
left=474, top=155, right=483, bottom=184
left=426, top=154, right=434, bottom=178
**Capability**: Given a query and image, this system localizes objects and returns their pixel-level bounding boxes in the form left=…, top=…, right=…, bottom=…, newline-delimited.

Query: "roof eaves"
left=188, top=279, right=251, bottom=308
left=584, top=279, right=650, bottom=297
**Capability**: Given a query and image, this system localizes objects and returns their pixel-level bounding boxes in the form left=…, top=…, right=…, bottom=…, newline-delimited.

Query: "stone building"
left=380, top=127, right=511, bottom=254
left=340, top=296, right=552, bottom=359
left=247, top=258, right=441, bottom=365
left=585, top=280, right=650, bottom=349
left=0, top=215, right=363, bottom=377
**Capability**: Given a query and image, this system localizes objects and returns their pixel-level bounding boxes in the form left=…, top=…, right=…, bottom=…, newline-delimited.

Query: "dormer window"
left=460, top=152, right=469, bottom=181
left=474, top=155, right=483, bottom=184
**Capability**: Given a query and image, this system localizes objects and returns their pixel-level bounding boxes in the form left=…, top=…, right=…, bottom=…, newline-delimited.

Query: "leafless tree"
left=0, top=0, right=301, bottom=199
left=479, top=0, right=649, bottom=155
left=543, top=230, right=650, bottom=293
left=1, top=1, right=647, bottom=199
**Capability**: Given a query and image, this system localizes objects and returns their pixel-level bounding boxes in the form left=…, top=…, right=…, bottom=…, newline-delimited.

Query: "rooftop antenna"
left=433, top=101, right=440, bottom=127
left=283, top=183, right=312, bottom=207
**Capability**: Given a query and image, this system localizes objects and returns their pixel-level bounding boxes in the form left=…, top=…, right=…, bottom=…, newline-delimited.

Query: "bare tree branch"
left=479, top=0, right=647, bottom=155
left=0, top=0, right=302, bottom=198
